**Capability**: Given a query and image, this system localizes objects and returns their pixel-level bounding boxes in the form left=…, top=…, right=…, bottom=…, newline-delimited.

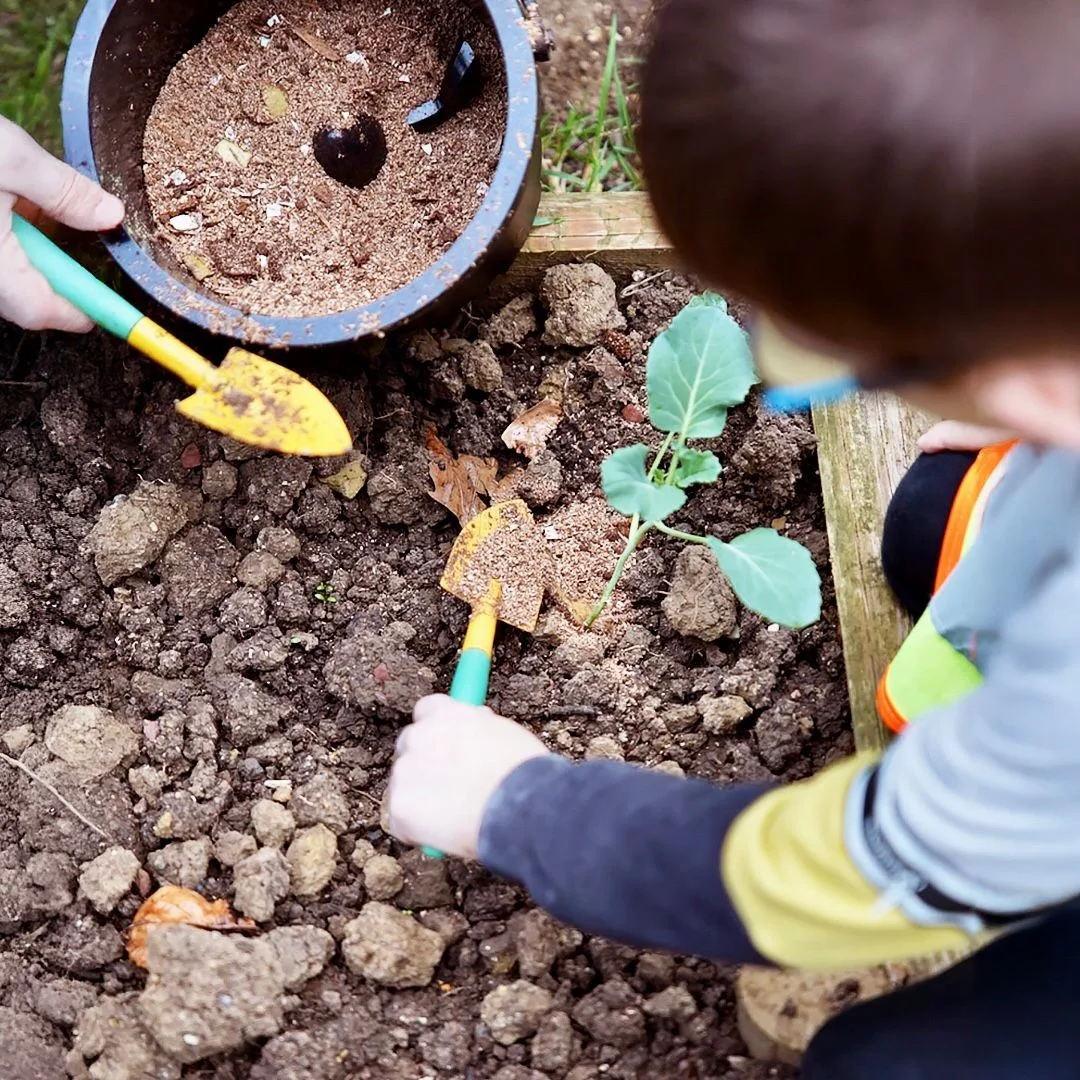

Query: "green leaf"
left=602, top=444, right=687, bottom=522
left=688, top=292, right=728, bottom=312
left=706, top=530, right=821, bottom=628
left=647, top=304, right=757, bottom=438
left=672, top=448, right=721, bottom=488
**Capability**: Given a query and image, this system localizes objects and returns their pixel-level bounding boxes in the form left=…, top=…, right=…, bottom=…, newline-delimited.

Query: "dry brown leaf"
left=262, top=85, right=289, bottom=120
left=126, top=885, right=256, bottom=969
left=502, top=400, right=562, bottom=461
left=290, top=25, right=341, bottom=62
left=215, top=139, right=251, bottom=168
left=182, top=253, right=215, bottom=282
left=426, top=426, right=498, bottom=525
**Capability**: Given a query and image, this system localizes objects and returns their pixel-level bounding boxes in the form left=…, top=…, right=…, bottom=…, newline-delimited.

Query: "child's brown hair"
left=640, top=0, right=1080, bottom=375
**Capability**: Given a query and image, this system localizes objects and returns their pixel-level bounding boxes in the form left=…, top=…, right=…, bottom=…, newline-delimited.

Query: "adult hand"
left=387, top=695, right=550, bottom=859
left=0, top=115, right=124, bottom=332
left=918, top=420, right=1016, bottom=454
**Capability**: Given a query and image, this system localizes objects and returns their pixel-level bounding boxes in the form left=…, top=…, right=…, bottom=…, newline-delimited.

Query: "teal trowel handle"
left=422, top=588, right=499, bottom=859
left=10, top=214, right=143, bottom=340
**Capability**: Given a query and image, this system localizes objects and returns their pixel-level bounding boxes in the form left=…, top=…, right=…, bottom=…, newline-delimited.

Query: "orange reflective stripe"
left=933, top=440, right=1018, bottom=591
left=876, top=665, right=907, bottom=734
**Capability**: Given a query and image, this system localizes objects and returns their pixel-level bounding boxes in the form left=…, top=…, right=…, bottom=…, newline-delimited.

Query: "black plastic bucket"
left=61, top=0, right=543, bottom=350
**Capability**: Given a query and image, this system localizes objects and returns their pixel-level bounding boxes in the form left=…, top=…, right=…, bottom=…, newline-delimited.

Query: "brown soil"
left=0, top=267, right=847, bottom=1078
left=143, top=0, right=505, bottom=318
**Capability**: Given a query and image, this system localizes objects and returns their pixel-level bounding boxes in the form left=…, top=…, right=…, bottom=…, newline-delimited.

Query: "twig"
left=620, top=270, right=670, bottom=298
left=0, top=380, right=47, bottom=389
left=0, top=753, right=112, bottom=842
left=544, top=704, right=600, bottom=719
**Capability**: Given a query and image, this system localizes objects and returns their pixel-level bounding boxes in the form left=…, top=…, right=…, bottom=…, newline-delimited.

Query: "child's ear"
left=971, top=357, right=1080, bottom=450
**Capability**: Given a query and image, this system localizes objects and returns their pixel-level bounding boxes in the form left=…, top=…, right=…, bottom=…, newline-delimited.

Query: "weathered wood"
left=811, top=397, right=932, bottom=751
left=491, top=192, right=673, bottom=296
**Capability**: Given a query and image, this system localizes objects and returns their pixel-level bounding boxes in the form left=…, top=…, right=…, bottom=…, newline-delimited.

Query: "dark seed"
left=314, top=114, right=388, bottom=191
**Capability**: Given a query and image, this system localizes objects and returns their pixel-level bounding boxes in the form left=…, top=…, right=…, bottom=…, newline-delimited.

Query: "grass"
left=541, top=16, right=642, bottom=194
left=0, top=0, right=83, bottom=153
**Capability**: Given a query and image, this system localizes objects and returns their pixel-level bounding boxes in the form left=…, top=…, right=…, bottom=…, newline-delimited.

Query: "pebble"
left=481, top=981, right=555, bottom=1045
left=265, top=925, right=336, bottom=991
left=201, top=461, right=238, bottom=499
left=363, top=854, right=404, bottom=900
left=233, top=847, right=290, bottom=922
left=700, top=694, right=753, bottom=735
left=286, top=824, right=339, bottom=897
left=78, top=847, right=141, bottom=914
left=214, top=830, right=258, bottom=868
left=147, top=837, right=212, bottom=889
left=341, top=902, right=445, bottom=988
left=45, top=704, right=139, bottom=782
left=291, top=770, right=351, bottom=833
left=251, top=799, right=296, bottom=849
left=256, top=527, right=302, bottom=562
left=585, top=735, right=624, bottom=761
left=236, top=551, right=285, bottom=589
left=349, top=839, right=377, bottom=869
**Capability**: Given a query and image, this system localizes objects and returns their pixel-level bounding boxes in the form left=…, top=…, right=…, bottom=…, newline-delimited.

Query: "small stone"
left=700, top=694, right=753, bottom=735
left=72, top=993, right=180, bottom=1080
left=417, top=908, right=469, bottom=947
left=572, top=980, right=646, bottom=1048
left=34, top=979, right=99, bottom=1029
left=286, top=825, right=338, bottom=897
left=233, top=847, right=290, bottom=921
left=87, top=481, right=197, bottom=586
left=349, top=839, right=376, bottom=869
left=201, top=461, right=238, bottom=499
left=251, top=799, right=295, bottom=849
left=483, top=294, right=537, bottom=348
left=45, top=705, right=139, bottom=782
left=271, top=782, right=293, bottom=804
left=459, top=340, right=504, bottom=391
left=513, top=909, right=561, bottom=979
left=341, top=902, right=445, bottom=988
left=265, top=925, right=336, bottom=991
left=129, top=765, right=166, bottom=804
left=148, top=837, right=212, bottom=889
left=291, top=770, right=350, bottom=833
left=585, top=735, right=624, bottom=761
left=237, top=551, right=285, bottom=589
left=482, top=980, right=555, bottom=1045
left=643, top=986, right=698, bottom=1022
left=78, top=847, right=141, bottom=914
left=219, top=587, right=268, bottom=635
left=256, top=527, right=301, bottom=562
left=1, top=724, right=34, bottom=755
left=541, top=263, right=626, bottom=348
left=662, top=703, right=700, bottom=733
left=653, top=760, right=686, bottom=778
left=214, top=830, right=257, bottom=868
left=662, top=546, right=739, bottom=641
left=531, top=1011, right=574, bottom=1072
left=363, top=854, right=404, bottom=900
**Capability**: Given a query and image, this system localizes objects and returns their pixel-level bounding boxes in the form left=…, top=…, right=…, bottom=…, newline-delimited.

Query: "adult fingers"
left=0, top=219, right=93, bottom=332
left=0, top=116, right=124, bottom=232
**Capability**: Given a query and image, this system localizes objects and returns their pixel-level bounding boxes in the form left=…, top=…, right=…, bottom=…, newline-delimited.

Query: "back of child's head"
left=640, top=0, right=1080, bottom=376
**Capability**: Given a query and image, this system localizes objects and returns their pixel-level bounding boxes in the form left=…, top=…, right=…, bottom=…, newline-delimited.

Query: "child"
left=0, top=114, right=124, bottom=331
left=390, top=2, right=1080, bottom=1075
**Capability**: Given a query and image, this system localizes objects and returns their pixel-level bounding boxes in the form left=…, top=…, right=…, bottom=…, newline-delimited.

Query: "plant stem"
left=586, top=521, right=651, bottom=627
left=656, top=522, right=711, bottom=545
left=648, top=432, right=674, bottom=480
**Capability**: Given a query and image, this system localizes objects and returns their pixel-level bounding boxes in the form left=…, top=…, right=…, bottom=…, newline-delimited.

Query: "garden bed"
left=0, top=263, right=852, bottom=1078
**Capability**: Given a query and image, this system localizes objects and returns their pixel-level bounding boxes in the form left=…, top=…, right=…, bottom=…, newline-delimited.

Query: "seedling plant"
left=587, top=295, right=822, bottom=629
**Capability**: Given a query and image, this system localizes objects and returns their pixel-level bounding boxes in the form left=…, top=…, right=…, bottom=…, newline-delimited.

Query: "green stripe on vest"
left=885, top=609, right=984, bottom=723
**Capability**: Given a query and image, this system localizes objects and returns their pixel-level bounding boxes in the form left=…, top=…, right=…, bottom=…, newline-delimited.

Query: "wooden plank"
left=812, top=397, right=932, bottom=751
left=492, top=192, right=673, bottom=296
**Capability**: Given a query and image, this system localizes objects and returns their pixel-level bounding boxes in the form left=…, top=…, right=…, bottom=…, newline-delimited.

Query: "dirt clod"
left=45, top=704, right=139, bottom=783
left=663, top=546, right=739, bottom=641
left=251, top=798, right=296, bottom=849
left=286, top=824, right=339, bottom=897
left=233, top=847, right=291, bottom=922
left=484, top=294, right=537, bottom=348
left=148, top=837, right=212, bottom=889
left=341, top=902, right=446, bottom=988
left=363, top=853, right=404, bottom=900
left=701, top=694, right=754, bottom=735
left=571, top=979, right=647, bottom=1048
left=72, top=993, right=181, bottom=1080
left=459, top=340, right=505, bottom=392
left=266, top=925, right=336, bottom=991
left=291, top=770, right=351, bottom=833
left=482, top=980, right=555, bottom=1045
left=139, top=925, right=286, bottom=1063
left=78, top=846, right=141, bottom=914
left=541, top=263, right=626, bottom=348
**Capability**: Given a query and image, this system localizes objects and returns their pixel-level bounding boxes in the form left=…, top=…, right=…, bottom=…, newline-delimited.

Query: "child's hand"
left=918, top=420, right=1015, bottom=454
left=0, top=115, right=124, bottom=332
left=387, top=695, right=550, bottom=859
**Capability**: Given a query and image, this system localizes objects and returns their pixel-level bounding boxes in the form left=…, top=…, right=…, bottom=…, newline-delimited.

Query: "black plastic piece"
left=314, top=115, right=387, bottom=190
left=407, top=39, right=484, bottom=134
left=61, top=0, right=542, bottom=352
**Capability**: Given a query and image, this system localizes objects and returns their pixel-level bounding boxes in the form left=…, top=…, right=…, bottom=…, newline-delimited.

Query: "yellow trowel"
left=12, top=215, right=351, bottom=457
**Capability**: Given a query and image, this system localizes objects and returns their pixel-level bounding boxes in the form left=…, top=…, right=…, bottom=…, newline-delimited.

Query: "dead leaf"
left=126, top=886, right=256, bottom=969
left=323, top=459, right=368, bottom=499
left=215, top=139, right=252, bottom=168
left=290, top=24, right=341, bottom=61
left=502, top=400, right=562, bottom=461
left=262, top=84, right=289, bottom=119
left=426, top=426, right=498, bottom=525
left=182, top=253, right=215, bottom=282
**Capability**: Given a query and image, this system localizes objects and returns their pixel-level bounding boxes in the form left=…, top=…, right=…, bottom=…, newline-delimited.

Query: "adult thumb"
left=34, top=154, right=125, bottom=232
